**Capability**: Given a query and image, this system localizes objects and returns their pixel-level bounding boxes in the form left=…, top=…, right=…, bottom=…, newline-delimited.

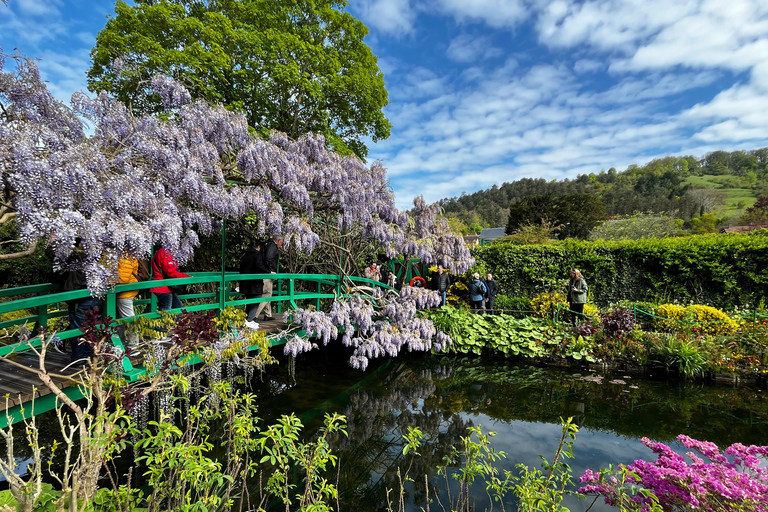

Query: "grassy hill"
left=683, top=174, right=758, bottom=220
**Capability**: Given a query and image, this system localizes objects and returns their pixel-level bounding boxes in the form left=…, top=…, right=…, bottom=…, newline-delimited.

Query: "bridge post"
left=35, top=304, right=48, bottom=331
left=219, top=219, right=227, bottom=312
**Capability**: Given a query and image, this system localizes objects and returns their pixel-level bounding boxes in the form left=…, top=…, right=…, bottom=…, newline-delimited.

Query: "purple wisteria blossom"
left=286, top=286, right=452, bottom=370
left=1, top=52, right=473, bottom=295
left=579, top=435, right=768, bottom=511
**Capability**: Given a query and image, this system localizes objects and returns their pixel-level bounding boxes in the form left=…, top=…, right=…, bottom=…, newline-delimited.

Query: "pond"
left=3, top=348, right=768, bottom=511
left=252, top=349, right=768, bottom=511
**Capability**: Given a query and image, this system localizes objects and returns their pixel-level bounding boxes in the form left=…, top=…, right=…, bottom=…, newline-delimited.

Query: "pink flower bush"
left=579, top=435, right=768, bottom=511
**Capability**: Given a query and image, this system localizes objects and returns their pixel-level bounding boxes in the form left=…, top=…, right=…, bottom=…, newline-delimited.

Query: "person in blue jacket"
left=468, top=273, right=487, bottom=312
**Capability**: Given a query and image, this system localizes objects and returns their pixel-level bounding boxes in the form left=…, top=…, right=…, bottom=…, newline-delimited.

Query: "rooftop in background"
left=479, top=227, right=507, bottom=241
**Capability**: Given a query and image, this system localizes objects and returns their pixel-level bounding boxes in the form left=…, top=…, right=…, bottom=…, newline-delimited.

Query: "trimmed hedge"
left=472, top=231, right=768, bottom=308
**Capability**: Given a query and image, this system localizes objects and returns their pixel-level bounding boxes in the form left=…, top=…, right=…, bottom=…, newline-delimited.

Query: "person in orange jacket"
left=117, top=257, right=139, bottom=319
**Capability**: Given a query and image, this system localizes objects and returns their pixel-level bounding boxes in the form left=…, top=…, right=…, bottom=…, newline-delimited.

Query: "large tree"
left=87, top=0, right=390, bottom=159
left=506, top=194, right=606, bottom=239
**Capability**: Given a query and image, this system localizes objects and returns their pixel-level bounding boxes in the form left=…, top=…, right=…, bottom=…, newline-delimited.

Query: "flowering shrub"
left=686, top=305, right=737, bottom=334
left=579, top=435, right=768, bottom=511
left=655, top=304, right=687, bottom=331
left=600, top=306, right=636, bottom=338
left=531, top=292, right=567, bottom=319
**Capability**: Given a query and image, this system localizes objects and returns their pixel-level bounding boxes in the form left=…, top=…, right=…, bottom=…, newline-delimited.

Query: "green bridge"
left=0, top=270, right=410, bottom=428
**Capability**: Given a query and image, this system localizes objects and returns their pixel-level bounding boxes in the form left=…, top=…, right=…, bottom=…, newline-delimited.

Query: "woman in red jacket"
left=150, top=248, right=191, bottom=311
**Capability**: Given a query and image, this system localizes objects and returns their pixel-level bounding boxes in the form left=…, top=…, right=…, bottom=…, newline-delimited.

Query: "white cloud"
left=573, top=59, right=602, bottom=74
left=436, top=0, right=528, bottom=28
left=350, top=0, right=418, bottom=36
left=446, top=34, right=503, bottom=63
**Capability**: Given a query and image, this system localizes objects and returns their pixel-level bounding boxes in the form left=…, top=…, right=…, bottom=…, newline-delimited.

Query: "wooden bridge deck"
left=0, top=318, right=289, bottom=414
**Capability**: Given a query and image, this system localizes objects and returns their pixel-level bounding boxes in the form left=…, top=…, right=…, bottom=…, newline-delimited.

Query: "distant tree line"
left=439, top=149, right=768, bottom=231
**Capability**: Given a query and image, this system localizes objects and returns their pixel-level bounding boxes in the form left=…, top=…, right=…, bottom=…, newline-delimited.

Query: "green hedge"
left=472, top=231, right=768, bottom=308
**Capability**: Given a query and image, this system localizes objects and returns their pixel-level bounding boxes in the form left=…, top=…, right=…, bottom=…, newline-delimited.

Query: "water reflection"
left=254, top=354, right=768, bottom=511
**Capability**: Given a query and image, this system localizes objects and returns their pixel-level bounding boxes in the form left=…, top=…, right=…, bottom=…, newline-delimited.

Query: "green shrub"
left=472, top=233, right=768, bottom=308
left=494, top=295, right=530, bottom=311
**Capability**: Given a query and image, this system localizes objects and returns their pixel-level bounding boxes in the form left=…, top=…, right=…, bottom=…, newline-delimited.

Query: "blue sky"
left=3, top=0, right=768, bottom=210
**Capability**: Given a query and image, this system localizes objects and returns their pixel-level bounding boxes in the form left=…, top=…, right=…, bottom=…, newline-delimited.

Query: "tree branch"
left=0, top=239, right=37, bottom=260
left=0, top=211, right=15, bottom=225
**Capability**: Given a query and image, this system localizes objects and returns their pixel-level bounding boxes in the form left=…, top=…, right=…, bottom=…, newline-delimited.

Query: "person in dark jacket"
left=484, top=273, right=499, bottom=313
left=239, top=241, right=265, bottom=327
left=432, top=265, right=451, bottom=307
left=254, top=235, right=283, bottom=321
left=382, top=269, right=400, bottom=291
left=49, top=238, right=103, bottom=363
left=149, top=247, right=191, bottom=311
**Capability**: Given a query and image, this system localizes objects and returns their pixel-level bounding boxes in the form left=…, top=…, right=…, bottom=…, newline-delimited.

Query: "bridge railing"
left=0, top=272, right=392, bottom=368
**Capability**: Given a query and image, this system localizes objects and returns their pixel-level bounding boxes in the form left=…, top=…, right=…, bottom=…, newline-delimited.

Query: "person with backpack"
left=239, top=240, right=265, bottom=329
left=468, top=273, right=487, bottom=312
left=253, top=234, right=283, bottom=321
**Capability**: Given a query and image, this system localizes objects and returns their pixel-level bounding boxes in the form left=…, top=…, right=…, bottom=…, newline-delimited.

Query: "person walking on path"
left=239, top=241, right=265, bottom=329
left=468, top=273, right=487, bottom=312
left=567, top=268, right=588, bottom=325
left=150, top=247, right=191, bottom=311
left=484, top=273, right=499, bottom=313
left=254, top=235, right=284, bottom=321
left=432, top=265, right=451, bottom=307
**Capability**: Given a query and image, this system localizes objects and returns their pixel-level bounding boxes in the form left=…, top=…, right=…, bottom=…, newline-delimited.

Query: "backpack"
left=137, top=259, right=151, bottom=281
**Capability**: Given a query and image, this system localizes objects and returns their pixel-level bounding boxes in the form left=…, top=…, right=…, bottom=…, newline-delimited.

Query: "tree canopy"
left=87, top=0, right=391, bottom=159
left=506, top=194, right=606, bottom=239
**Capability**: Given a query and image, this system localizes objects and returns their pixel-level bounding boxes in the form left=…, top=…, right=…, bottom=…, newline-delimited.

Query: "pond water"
left=252, top=349, right=768, bottom=511
left=4, top=349, right=768, bottom=511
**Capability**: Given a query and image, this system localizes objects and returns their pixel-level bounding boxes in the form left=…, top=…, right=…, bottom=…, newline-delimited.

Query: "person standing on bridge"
left=150, top=247, right=190, bottom=311
left=254, top=234, right=283, bottom=322
left=239, top=240, right=264, bottom=330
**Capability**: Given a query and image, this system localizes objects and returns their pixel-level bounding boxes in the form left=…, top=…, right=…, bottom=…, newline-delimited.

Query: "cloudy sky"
left=3, top=0, right=768, bottom=209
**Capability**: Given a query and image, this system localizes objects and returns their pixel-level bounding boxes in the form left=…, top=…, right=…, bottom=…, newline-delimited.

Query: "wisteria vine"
left=0, top=51, right=473, bottom=295
left=286, top=286, right=452, bottom=370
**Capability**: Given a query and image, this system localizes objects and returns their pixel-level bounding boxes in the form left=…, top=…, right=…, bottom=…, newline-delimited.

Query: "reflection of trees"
left=330, top=363, right=472, bottom=510
left=431, top=357, right=768, bottom=447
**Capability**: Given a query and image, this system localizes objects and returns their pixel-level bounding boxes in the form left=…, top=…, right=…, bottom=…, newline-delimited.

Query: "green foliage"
left=88, top=0, right=390, bottom=159
left=256, top=412, right=347, bottom=512
left=688, top=213, right=721, bottom=234
left=0, top=218, right=53, bottom=289
left=652, top=335, right=708, bottom=379
left=472, top=233, right=768, bottom=307
left=427, top=309, right=596, bottom=362
left=507, top=193, right=606, bottom=239
left=493, top=295, right=530, bottom=311
left=395, top=419, right=583, bottom=512
left=590, top=212, right=685, bottom=241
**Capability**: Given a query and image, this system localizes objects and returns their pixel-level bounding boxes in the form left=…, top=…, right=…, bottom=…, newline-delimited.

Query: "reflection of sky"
left=419, top=416, right=657, bottom=512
